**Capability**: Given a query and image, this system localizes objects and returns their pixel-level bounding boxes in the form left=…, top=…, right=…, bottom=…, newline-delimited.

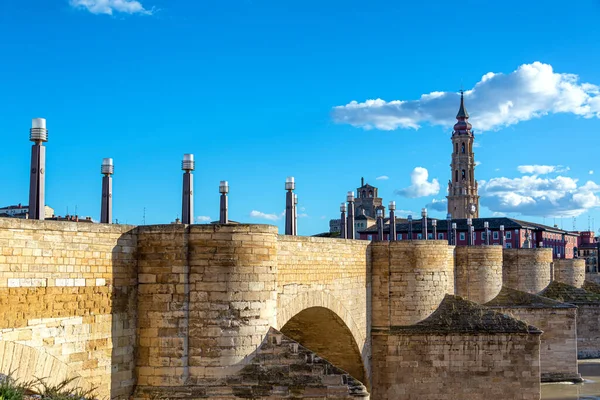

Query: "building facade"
left=446, top=92, right=480, bottom=219
left=0, top=204, right=54, bottom=219
left=577, top=231, right=599, bottom=272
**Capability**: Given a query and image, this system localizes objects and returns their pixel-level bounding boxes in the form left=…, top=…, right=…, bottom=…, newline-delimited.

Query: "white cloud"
left=376, top=175, right=389, bottom=180
left=332, top=62, right=600, bottom=131
left=473, top=142, right=481, bottom=148
left=426, top=198, right=447, bottom=212
left=480, top=173, right=600, bottom=217
left=249, top=210, right=281, bottom=221
left=69, top=0, right=153, bottom=15
left=395, top=167, right=440, bottom=198
left=517, top=165, right=569, bottom=175
left=475, top=161, right=482, bottom=166
left=590, top=170, right=595, bottom=175
left=196, top=216, right=211, bottom=222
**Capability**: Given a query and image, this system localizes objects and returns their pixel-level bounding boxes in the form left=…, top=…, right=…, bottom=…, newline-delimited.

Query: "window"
left=493, top=231, right=499, bottom=240
left=417, top=233, right=423, bottom=239
left=461, top=143, right=465, bottom=153
left=438, top=233, right=444, bottom=240
left=461, top=170, right=466, bottom=180
left=481, top=232, right=486, bottom=240
left=397, top=234, right=402, bottom=240
left=455, top=170, right=458, bottom=182
left=506, top=243, right=512, bottom=248
left=455, top=143, right=458, bottom=154
left=506, top=232, right=512, bottom=240
left=369, top=190, right=373, bottom=198
left=367, top=235, right=372, bottom=240
left=460, top=232, right=466, bottom=241
left=428, top=233, right=433, bottom=240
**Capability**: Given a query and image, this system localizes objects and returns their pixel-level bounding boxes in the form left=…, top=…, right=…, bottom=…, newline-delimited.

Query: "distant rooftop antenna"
left=572, top=217, right=576, bottom=231
left=28, top=118, right=48, bottom=220
left=142, top=207, right=146, bottom=225
left=100, top=158, right=114, bottom=224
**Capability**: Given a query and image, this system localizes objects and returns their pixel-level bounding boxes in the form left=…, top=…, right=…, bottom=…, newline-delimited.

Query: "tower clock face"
left=468, top=203, right=477, bottom=215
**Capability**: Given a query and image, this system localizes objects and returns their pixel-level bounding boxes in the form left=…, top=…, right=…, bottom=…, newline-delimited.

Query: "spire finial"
left=456, top=89, right=469, bottom=119
left=361, top=177, right=364, bottom=187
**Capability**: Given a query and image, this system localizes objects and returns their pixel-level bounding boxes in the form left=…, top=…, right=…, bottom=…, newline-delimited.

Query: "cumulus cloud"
left=376, top=175, right=389, bottom=180
left=69, top=0, right=153, bottom=15
left=395, top=167, right=440, bottom=198
left=426, top=198, right=447, bottom=212
left=250, top=210, right=281, bottom=221
left=332, top=62, right=600, bottom=131
left=480, top=174, right=600, bottom=217
left=517, top=165, right=569, bottom=175
left=196, top=216, right=211, bottom=222
left=395, top=209, right=415, bottom=218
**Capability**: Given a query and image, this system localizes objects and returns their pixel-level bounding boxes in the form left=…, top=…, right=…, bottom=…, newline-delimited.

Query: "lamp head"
left=285, top=176, right=295, bottom=191
left=389, top=201, right=396, bottom=211
left=408, top=215, right=412, bottom=222
left=500, top=225, right=505, bottom=231
left=484, top=221, right=489, bottom=228
left=30, top=118, right=48, bottom=142
left=452, top=222, right=457, bottom=229
left=432, top=219, right=437, bottom=226
left=219, top=180, right=229, bottom=194
left=377, top=209, right=383, bottom=218
left=346, top=191, right=355, bottom=202
left=101, top=158, right=114, bottom=175
left=182, top=154, right=195, bottom=171
left=340, top=203, right=347, bottom=213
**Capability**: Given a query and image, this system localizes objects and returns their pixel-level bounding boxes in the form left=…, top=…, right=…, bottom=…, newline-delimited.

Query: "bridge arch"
left=277, top=290, right=368, bottom=387
left=0, top=341, right=94, bottom=394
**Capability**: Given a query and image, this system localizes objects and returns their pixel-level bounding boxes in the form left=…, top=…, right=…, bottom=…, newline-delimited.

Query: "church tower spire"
left=447, top=91, right=480, bottom=219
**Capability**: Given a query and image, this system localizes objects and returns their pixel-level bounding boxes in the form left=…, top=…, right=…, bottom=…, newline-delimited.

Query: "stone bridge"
left=1, top=218, right=594, bottom=399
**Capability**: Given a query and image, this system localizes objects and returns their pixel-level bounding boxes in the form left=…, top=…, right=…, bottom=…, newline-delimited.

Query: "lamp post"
left=376, top=209, right=384, bottom=241
left=347, top=192, right=355, bottom=239
left=452, top=223, right=457, bottom=246
left=219, top=180, right=229, bottom=224
left=100, top=158, right=114, bottom=224
left=294, top=193, right=298, bottom=236
left=467, top=218, right=473, bottom=246
left=181, top=154, right=194, bottom=224
left=484, top=221, right=489, bottom=246
left=421, top=208, right=428, bottom=240
left=285, top=177, right=295, bottom=235
left=432, top=219, right=437, bottom=240
left=389, top=201, right=396, bottom=241
left=28, top=118, right=48, bottom=220
left=408, top=215, right=413, bottom=240
left=500, top=225, right=505, bottom=248
left=447, top=214, right=452, bottom=244
left=340, top=203, right=347, bottom=239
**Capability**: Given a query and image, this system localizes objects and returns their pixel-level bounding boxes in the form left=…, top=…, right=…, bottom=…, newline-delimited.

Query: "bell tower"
left=447, top=91, right=479, bottom=219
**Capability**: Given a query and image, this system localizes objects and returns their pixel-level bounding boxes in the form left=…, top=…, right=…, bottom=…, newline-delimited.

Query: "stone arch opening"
left=280, top=306, right=367, bottom=386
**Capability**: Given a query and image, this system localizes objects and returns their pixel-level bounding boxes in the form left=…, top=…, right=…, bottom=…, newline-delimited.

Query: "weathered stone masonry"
left=0, top=218, right=547, bottom=399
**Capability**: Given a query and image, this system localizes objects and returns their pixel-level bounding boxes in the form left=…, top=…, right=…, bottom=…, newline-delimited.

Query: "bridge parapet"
left=372, top=241, right=454, bottom=327
left=554, top=259, right=586, bottom=288
left=503, top=248, right=553, bottom=294
left=455, top=245, right=503, bottom=303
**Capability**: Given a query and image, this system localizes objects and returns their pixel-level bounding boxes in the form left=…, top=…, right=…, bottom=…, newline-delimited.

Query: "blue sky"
left=1, top=0, right=600, bottom=234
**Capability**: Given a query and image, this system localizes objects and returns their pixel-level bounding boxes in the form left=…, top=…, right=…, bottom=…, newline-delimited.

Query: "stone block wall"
left=0, top=218, right=137, bottom=399
left=371, top=332, right=541, bottom=400
left=554, top=259, right=586, bottom=288
left=493, top=307, right=578, bottom=381
left=135, top=224, right=279, bottom=391
left=454, top=245, right=503, bottom=303
left=503, top=248, right=553, bottom=294
left=575, top=304, right=600, bottom=359
left=371, top=241, right=453, bottom=327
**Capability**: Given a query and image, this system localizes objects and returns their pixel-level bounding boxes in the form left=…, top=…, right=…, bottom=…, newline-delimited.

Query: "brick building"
left=576, top=231, right=599, bottom=272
